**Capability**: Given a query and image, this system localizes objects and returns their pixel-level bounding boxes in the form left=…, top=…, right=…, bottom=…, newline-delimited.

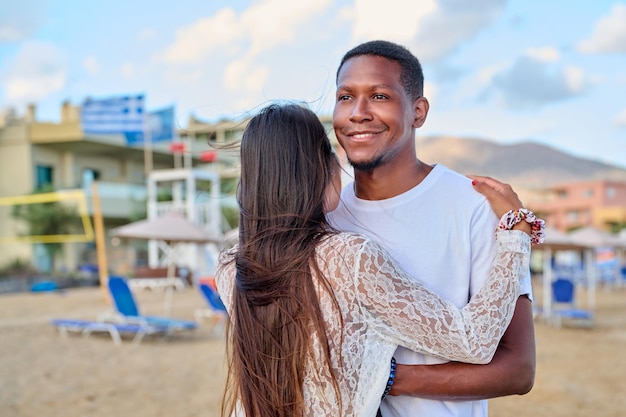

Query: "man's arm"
left=389, top=295, right=535, bottom=400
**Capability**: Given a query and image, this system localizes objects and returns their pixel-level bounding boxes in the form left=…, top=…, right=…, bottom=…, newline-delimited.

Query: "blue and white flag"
left=124, top=106, right=175, bottom=145
left=81, top=94, right=145, bottom=134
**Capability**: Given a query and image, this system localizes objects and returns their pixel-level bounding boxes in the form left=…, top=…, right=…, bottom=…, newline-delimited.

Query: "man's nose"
left=349, top=98, right=373, bottom=122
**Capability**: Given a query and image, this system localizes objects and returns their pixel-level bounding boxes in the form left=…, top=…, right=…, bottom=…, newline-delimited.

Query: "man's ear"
left=413, top=97, right=429, bottom=128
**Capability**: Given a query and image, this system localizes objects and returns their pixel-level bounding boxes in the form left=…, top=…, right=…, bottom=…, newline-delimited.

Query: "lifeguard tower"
left=146, top=168, right=224, bottom=283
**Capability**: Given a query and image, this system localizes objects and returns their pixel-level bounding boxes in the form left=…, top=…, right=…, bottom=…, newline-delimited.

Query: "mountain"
left=415, top=136, right=626, bottom=189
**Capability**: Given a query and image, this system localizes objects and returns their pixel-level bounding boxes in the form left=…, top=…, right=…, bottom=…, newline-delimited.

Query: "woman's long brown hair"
left=222, top=103, right=342, bottom=417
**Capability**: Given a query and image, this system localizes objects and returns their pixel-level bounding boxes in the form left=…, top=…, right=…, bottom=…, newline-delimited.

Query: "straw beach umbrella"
left=569, top=226, right=626, bottom=288
left=112, top=211, right=222, bottom=314
left=112, top=211, right=221, bottom=244
left=569, top=226, right=625, bottom=248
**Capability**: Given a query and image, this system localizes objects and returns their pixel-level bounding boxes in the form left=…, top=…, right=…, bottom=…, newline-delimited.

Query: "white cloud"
left=1, top=41, right=66, bottom=104
left=336, top=5, right=354, bottom=24
left=424, top=103, right=561, bottom=144
left=121, top=63, right=135, bottom=78
left=563, top=67, right=586, bottom=93
left=351, top=0, right=436, bottom=44
left=224, top=59, right=268, bottom=94
left=157, top=0, right=334, bottom=119
left=0, top=1, right=45, bottom=43
left=410, top=0, right=506, bottom=62
left=0, top=26, right=29, bottom=43
left=423, top=81, right=438, bottom=105
left=484, top=51, right=591, bottom=108
left=526, top=47, right=560, bottom=62
left=162, top=8, right=242, bottom=64
left=83, top=56, right=99, bottom=76
left=348, top=0, right=506, bottom=62
left=242, top=0, right=332, bottom=56
left=163, top=67, right=204, bottom=87
left=162, top=0, right=332, bottom=64
left=476, top=62, right=509, bottom=84
left=579, top=3, right=626, bottom=54
left=616, top=108, right=626, bottom=128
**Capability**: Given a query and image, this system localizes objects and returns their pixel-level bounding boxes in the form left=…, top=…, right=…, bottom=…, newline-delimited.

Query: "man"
left=327, top=40, right=535, bottom=417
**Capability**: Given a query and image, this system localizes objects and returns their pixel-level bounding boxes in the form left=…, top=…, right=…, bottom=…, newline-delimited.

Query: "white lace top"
left=215, top=229, right=530, bottom=417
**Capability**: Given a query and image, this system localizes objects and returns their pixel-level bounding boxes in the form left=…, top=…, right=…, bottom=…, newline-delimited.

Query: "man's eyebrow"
left=336, top=84, right=395, bottom=91
left=371, top=84, right=395, bottom=91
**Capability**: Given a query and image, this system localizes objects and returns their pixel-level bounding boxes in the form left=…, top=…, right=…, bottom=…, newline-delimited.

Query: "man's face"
left=333, top=55, right=419, bottom=172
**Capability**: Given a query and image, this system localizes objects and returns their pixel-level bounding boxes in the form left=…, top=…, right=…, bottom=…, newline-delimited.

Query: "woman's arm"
left=389, top=295, right=535, bottom=399
left=354, top=228, right=530, bottom=364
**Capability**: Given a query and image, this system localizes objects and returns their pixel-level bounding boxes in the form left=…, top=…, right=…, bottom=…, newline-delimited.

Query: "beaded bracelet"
left=498, top=208, right=546, bottom=245
left=381, top=357, right=397, bottom=400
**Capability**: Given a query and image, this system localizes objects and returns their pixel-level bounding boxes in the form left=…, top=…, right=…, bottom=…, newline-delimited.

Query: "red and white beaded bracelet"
left=498, top=208, right=545, bottom=245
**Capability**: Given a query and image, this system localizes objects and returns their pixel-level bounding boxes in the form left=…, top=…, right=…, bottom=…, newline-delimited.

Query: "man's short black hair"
left=337, top=40, right=424, bottom=101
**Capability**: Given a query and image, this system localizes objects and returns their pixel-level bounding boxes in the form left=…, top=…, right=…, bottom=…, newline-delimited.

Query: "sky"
left=1, top=0, right=626, bottom=168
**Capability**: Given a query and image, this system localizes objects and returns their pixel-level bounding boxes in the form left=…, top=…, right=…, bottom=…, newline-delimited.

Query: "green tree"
left=608, top=222, right=626, bottom=235
left=11, top=185, right=81, bottom=271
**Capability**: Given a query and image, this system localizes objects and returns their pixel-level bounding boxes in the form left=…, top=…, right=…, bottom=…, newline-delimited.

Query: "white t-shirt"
left=327, top=164, right=533, bottom=417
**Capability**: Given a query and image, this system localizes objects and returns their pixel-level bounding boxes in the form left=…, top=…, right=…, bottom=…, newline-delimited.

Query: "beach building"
left=527, top=180, right=626, bottom=233
left=0, top=102, right=336, bottom=279
left=0, top=103, right=234, bottom=275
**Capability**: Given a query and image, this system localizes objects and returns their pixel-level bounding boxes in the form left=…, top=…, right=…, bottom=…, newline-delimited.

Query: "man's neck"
left=353, top=159, right=433, bottom=200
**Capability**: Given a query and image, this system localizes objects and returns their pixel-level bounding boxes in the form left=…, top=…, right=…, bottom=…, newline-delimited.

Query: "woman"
left=215, top=103, right=539, bottom=417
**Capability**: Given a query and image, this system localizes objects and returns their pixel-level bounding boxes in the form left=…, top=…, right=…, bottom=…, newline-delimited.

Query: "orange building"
left=527, top=180, right=626, bottom=233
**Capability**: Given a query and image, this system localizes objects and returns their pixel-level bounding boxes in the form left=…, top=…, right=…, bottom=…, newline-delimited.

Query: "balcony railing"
left=76, top=180, right=237, bottom=222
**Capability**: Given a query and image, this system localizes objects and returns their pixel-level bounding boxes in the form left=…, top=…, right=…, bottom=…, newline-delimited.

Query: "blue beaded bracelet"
left=381, top=357, right=397, bottom=400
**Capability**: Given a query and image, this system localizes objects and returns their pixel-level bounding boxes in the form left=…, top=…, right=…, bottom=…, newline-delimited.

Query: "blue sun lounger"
left=194, top=283, right=228, bottom=334
left=106, top=276, right=197, bottom=334
left=51, top=318, right=168, bottom=345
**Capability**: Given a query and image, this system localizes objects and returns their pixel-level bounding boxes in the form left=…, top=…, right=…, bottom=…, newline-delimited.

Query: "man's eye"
left=373, top=94, right=387, bottom=100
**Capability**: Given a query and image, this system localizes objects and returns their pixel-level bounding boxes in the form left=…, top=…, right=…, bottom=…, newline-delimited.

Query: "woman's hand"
left=468, top=175, right=531, bottom=235
left=468, top=175, right=522, bottom=217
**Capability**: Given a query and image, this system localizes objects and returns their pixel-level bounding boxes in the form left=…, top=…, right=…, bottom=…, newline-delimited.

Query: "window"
left=606, top=187, right=615, bottom=199
left=567, top=210, right=579, bottom=222
left=582, top=189, right=593, bottom=198
left=35, top=165, right=53, bottom=190
left=81, top=168, right=101, bottom=187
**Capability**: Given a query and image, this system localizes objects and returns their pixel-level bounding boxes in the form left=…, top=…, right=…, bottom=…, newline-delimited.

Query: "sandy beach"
left=1, top=280, right=625, bottom=417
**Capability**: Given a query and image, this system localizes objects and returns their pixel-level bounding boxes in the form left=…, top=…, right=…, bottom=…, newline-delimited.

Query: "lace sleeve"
left=354, top=229, right=530, bottom=364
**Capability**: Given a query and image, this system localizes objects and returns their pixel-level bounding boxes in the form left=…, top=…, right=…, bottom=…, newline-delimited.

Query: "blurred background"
left=1, top=0, right=625, bottom=280
left=1, top=1, right=625, bottom=416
